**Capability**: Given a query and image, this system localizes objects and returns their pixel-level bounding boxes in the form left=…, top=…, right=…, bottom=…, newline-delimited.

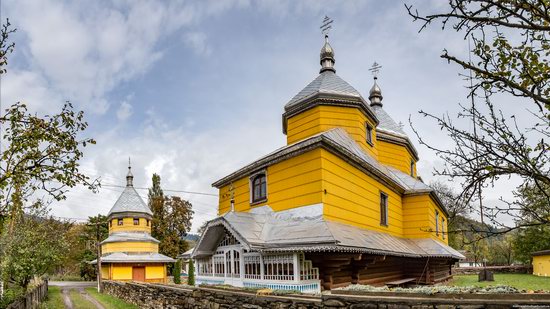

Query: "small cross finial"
left=320, top=15, right=333, bottom=36
left=369, top=62, right=382, bottom=79
left=128, top=157, right=131, bottom=169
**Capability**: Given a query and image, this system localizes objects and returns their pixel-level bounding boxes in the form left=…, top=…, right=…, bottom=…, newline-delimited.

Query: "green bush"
left=188, top=260, right=195, bottom=286
left=0, top=287, right=24, bottom=309
left=173, top=260, right=181, bottom=284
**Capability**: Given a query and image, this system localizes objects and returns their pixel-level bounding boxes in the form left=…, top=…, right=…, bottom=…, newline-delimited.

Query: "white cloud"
left=116, top=100, right=133, bottom=121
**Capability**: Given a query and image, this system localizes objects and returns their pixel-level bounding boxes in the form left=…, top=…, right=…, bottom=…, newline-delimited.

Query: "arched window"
left=251, top=173, right=267, bottom=203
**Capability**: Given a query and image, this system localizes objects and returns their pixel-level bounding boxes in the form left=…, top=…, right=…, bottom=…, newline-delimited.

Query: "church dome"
left=369, top=77, right=383, bottom=107
left=319, top=35, right=335, bottom=73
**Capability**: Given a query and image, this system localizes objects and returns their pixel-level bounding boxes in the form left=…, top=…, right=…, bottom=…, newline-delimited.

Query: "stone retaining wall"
left=452, top=265, right=532, bottom=275
left=102, top=280, right=550, bottom=309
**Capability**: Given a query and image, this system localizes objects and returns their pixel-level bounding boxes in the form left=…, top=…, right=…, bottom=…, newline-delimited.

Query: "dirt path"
left=61, top=289, right=73, bottom=309
left=80, top=289, right=106, bottom=309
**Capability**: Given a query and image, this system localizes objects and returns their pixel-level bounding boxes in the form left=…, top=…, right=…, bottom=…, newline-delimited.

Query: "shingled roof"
left=192, top=209, right=464, bottom=260
left=285, top=71, right=363, bottom=108
left=107, top=167, right=152, bottom=218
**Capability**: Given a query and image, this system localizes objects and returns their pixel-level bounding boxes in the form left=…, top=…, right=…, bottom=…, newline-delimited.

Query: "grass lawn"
left=450, top=274, right=550, bottom=291
left=86, top=288, right=139, bottom=309
left=39, top=286, right=65, bottom=309
left=68, top=290, right=96, bottom=309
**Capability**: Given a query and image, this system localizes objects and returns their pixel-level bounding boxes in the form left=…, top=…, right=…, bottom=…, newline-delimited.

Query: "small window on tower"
left=109, top=220, right=112, bottom=228
left=380, top=192, right=388, bottom=226
left=366, top=123, right=373, bottom=145
left=133, top=218, right=139, bottom=225
left=442, top=218, right=446, bottom=240
left=117, top=218, right=123, bottom=226
left=410, top=160, right=415, bottom=177
left=146, top=219, right=150, bottom=227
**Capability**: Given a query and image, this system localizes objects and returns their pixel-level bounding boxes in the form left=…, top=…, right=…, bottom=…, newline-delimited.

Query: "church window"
left=146, top=219, right=150, bottom=226
left=410, top=160, right=415, bottom=177
left=117, top=218, right=123, bottom=226
left=251, top=173, right=267, bottom=203
left=435, top=211, right=440, bottom=236
left=442, top=218, right=445, bottom=239
left=366, top=123, right=373, bottom=145
left=133, top=218, right=139, bottom=225
left=380, top=192, right=388, bottom=226
left=109, top=220, right=112, bottom=228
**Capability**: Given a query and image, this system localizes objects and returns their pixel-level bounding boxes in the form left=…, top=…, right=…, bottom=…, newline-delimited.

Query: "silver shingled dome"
left=320, top=35, right=335, bottom=73
left=369, top=77, right=383, bottom=106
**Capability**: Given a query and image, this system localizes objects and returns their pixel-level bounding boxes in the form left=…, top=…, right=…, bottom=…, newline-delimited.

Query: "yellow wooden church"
left=92, top=165, right=174, bottom=283
left=191, top=30, right=463, bottom=293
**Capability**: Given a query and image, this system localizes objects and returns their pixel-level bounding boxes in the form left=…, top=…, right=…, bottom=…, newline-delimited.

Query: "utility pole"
left=87, top=218, right=106, bottom=293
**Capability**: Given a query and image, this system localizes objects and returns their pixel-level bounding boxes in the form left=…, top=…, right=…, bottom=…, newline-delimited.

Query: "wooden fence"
left=6, top=280, right=48, bottom=309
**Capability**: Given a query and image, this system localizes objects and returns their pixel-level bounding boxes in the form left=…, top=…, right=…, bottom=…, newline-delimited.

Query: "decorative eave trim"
left=375, top=130, right=419, bottom=161
left=258, top=245, right=461, bottom=260
left=212, top=134, right=405, bottom=195
left=191, top=216, right=252, bottom=258
left=282, top=93, right=379, bottom=134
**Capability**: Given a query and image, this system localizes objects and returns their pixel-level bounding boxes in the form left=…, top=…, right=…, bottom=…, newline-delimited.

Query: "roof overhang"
left=108, top=211, right=153, bottom=220
left=376, top=129, right=419, bottom=161
left=282, top=92, right=379, bottom=135
left=212, top=132, right=403, bottom=195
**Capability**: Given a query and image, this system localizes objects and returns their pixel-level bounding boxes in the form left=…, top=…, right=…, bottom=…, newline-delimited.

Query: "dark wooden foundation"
left=305, top=253, right=455, bottom=290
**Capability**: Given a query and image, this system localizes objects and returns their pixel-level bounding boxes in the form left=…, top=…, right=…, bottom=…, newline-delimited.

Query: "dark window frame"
left=250, top=173, right=267, bottom=204
left=117, top=218, right=123, bottom=226
left=410, top=160, right=415, bottom=177
left=366, top=123, right=374, bottom=146
left=435, top=211, right=440, bottom=236
left=380, top=192, right=388, bottom=226
left=133, top=218, right=140, bottom=225
left=146, top=219, right=150, bottom=227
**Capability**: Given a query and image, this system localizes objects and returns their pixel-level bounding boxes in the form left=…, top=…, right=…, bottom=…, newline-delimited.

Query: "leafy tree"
left=512, top=182, right=550, bottom=263
left=147, top=175, right=193, bottom=260
left=173, top=259, right=181, bottom=284
left=187, top=259, right=195, bottom=286
left=148, top=174, right=165, bottom=241
left=405, top=0, right=550, bottom=234
left=78, top=215, right=108, bottom=280
left=0, top=207, right=70, bottom=289
left=0, top=19, right=98, bottom=231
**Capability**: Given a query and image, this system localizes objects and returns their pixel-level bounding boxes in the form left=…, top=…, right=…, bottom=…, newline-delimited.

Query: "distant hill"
left=184, top=233, right=200, bottom=242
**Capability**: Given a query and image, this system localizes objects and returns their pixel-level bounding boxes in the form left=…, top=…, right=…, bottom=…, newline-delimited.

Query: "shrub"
left=187, top=260, right=195, bottom=286
left=173, top=260, right=181, bottom=284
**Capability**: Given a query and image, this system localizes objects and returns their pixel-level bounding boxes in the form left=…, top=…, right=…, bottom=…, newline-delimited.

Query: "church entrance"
left=224, top=248, right=242, bottom=286
left=132, top=266, right=145, bottom=282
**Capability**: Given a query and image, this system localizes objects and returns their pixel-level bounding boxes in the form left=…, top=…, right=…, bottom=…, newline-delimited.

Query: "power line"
left=101, top=183, right=218, bottom=197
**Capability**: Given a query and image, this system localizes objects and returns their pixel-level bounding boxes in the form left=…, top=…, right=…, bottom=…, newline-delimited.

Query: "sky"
left=1, top=0, right=530, bottom=231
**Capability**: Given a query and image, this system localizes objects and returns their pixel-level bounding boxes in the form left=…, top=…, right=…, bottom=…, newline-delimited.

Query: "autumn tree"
left=79, top=215, right=109, bottom=280
left=406, top=1, right=550, bottom=234
left=147, top=174, right=193, bottom=261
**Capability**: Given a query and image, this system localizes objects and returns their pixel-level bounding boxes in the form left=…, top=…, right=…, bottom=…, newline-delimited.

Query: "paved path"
left=50, top=281, right=102, bottom=309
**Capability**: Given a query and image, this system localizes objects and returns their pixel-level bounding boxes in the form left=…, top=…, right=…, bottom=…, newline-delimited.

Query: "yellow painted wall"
left=102, top=241, right=158, bottom=254
left=109, top=217, right=151, bottom=234
left=402, top=194, right=447, bottom=243
left=533, top=255, right=550, bottom=276
left=286, top=105, right=378, bottom=158
left=377, top=140, right=416, bottom=176
left=101, top=265, right=110, bottom=279
left=111, top=265, right=133, bottom=280
left=146, top=265, right=166, bottom=279
left=218, top=149, right=324, bottom=214
left=320, top=149, right=403, bottom=236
